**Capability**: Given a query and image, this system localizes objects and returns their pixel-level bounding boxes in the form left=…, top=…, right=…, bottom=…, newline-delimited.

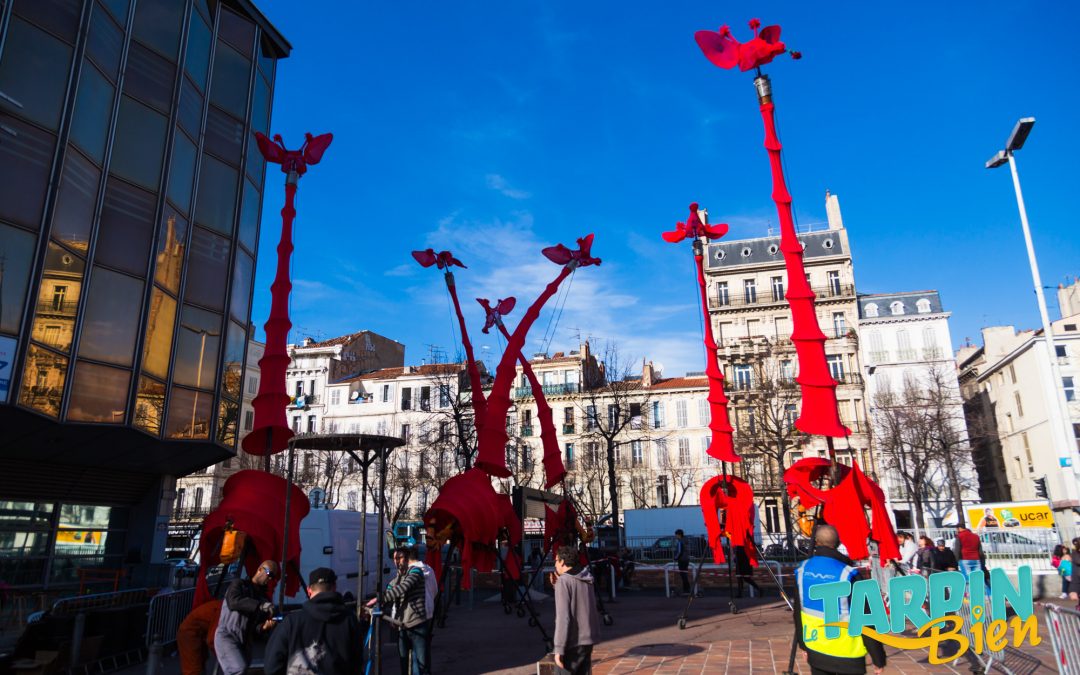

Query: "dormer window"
left=916, top=298, right=931, bottom=313
left=864, top=303, right=878, bottom=318
left=890, top=301, right=905, bottom=316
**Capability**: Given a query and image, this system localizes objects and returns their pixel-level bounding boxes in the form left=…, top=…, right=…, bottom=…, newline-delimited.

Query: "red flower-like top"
left=254, top=132, right=333, bottom=176
left=412, top=249, right=467, bottom=270
left=662, top=203, right=729, bottom=243
left=694, top=19, right=795, bottom=72
left=541, top=234, right=602, bottom=268
left=477, top=297, right=517, bottom=334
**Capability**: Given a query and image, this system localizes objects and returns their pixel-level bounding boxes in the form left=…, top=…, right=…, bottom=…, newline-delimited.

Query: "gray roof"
left=706, top=230, right=845, bottom=270
left=857, top=291, right=944, bottom=319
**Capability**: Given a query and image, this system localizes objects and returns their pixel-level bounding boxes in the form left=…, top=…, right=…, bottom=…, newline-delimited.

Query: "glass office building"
left=0, top=0, right=288, bottom=589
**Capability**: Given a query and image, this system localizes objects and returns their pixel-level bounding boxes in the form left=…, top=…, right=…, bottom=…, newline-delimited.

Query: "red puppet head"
left=699, top=475, right=758, bottom=565
left=412, top=249, right=466, bottom=270
left=541, top=234, right=602, bottom=269
left=477, top=297, right=516, bottom=334
left=254, top=132, right=333, bottom=176
left=694, top=20, right=797, bottom=72
left=662, top=203, right=730, bottom=243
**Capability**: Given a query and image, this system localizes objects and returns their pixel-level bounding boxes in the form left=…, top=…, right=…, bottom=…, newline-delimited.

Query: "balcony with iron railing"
left=710, top=283, right=856, bottom=310
left=36, top=299, right=79, bottom=316
left=867, top=350, right=890, bottom=364
left=896, top=349, right=917, bottom=361
left=513, top=382, right=580, bottom=399
left=171, top=506, right=212, bottom=522
left=922, top=347, right=944, bottom=360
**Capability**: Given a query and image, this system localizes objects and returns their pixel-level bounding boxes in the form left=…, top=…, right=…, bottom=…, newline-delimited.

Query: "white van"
left=289, top=509, right=394, bottom=603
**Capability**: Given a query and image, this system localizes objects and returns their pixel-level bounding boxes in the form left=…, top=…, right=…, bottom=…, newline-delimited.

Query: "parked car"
left=763, top=538, right=812, bottom=561
left=636, top=535, right=709, bottom=562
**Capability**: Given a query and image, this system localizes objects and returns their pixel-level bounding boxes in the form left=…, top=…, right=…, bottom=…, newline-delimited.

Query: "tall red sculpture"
left=699, top=475, right=758, bottom=566
left=662, top=203, right=738, bottom=463
left=695, top=20, right=896, bottom=564
left=479, top=296, right=566, bottom=488
left=242, top=132, right=333, bottom=456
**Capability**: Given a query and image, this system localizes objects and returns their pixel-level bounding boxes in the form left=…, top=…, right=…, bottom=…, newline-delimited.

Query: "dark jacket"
left=383, top=566, right=427, bottom=629
left=264, top=592, right=362, bottom=675
left=932, top=547, right=958, bottom=572
left=216, top=578, right=272, bottom=644
left=915, top=546, right=935, bottom=574
left=796, top=546, right=886, bottom=674
left=1068, top=550, right=1080, bottom=595
left=674, top=537, right=690, bottom=563
left=553, top=565, right=601, bottom=656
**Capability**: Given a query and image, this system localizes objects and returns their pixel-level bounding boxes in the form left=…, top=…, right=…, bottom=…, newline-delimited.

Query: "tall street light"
left=987, top=118, right=1080, bottom=526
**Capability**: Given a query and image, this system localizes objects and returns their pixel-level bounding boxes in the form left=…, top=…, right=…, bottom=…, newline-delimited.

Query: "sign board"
left=0, top=335, right=16, bottom=403
left=965, top=501, right=1054, bottom=529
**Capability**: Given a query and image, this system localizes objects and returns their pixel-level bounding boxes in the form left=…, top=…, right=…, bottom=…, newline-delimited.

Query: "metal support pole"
left=359, top=460, right=369, bottom=607
left=279, top=445, right=295, bottom=610
left=71, top=612, right=86, bottom=667
left=374, top=445, right=388, bottom=674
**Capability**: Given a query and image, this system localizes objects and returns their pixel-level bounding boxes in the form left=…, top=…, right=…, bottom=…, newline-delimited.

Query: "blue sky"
left=251, top=1, right=1080, bottom=379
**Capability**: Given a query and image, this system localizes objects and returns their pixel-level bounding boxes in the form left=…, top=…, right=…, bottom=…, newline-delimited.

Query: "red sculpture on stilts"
left=699, top=475, right=758, bottom=566
left=242, top=132, right=333, bottom=457
left=695, top=20, right=896, bottom=562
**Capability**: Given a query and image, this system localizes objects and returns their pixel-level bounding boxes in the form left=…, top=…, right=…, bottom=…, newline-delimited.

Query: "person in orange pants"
left=177, top=600, right=223, bottom=675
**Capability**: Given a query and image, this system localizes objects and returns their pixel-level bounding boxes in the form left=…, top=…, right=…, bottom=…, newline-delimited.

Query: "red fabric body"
left=694, top=250, right=738, bottom=462
left=758, top=101, right=849, bottom=439
left=694, top=24, right=786, bottom=73
left=423, top=468, right=522, bottom=589
left=699, top=475, right=757, bottom=565
left=782, top=458, right=899, bottom=565
left=542, top=500, right=579, bottom=554
left=194, top=470, right=310, bottom=605
left=956, top=529, right=981, bottom=560
left=476, top=266, right=572, bottom=477
left=242, top=181, right=296, bottom=456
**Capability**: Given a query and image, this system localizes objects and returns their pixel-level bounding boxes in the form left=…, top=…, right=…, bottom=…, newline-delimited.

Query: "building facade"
left=702, top=193, right=875, bottom=488
left=857, top=291, right=978, bottom=528
left=0, top=0, right=287, bottom=589
left=957, top=280, right=1080, bottom=531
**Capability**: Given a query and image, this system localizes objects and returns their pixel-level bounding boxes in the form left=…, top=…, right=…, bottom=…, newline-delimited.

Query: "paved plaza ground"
left=124, top=585, right=1063, bottom=674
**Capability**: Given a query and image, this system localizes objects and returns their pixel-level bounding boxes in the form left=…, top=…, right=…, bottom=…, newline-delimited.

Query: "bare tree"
left=566, top=440, right=612, bottom=523
left=729, top=344, right=809, bottom=550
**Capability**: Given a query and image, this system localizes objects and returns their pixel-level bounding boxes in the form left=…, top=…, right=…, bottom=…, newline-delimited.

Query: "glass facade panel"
left=183, top=226, right=229, bottom=310
left=0, top=224, right=37, bottom=335
left=222, top=319, right=244, bottom=399
left=184, top=13, right=212, bottom=91
left=258, top=38, right=276, bottom=81
left=99, top=0, right=130, bottom=25
left=131, top=0, right=184, bottom=61
left=165, top=386, right=212, bottom=439
left=109, top=96, right=167, bottom=190
left=204, top=106, right=244, bottom=165
left=78, top=266, right=143, bottom=366
left=18, top=344, right=68, bottom=417
left=0, top=17, right=74, bottom=130
left=229, top=252, right=253, bottom=323
left=219, top=8, right=255, bottom=54
left=66, top=361, right=131, bottom=423
left=13, top=0, right=83, bottom=44
left=216, top=398, right=237, bottom=448
left=0, top=112, right=56, bottom=229
left=86, top=6, right=125, bottom=79
left=69, top=63, right=115, bottom=163
left=133, top=375, right=165, bottom=434
left=31, top=243, right=85, bottom=352
left=173, top=304, right=220, bottom=390
left=209, top=43, right=250, bottom=119
left=154, top=207, right=187, bottom=293
left=51, top=148, right=101, bottom=255
left=249, top=76, right=269, bottom=137
left=167, top=132, right=196, bottom=214
left=238, top=178, right=260, bottom=252
left=177, top=78, right=204, bottom=137
left=194, top=155, right=238, bottom=236
left=123, top=41, right=176, bottom=113
left=95, top=177, right=155, bottom=275
left=141, top=287, right=176, bottom=379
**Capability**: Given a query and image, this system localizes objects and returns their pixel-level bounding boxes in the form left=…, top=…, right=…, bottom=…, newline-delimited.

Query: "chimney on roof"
left=825, top=191, right=843, bottom=231
left=642, top=360, right=656, bottom=387
left=303, top=336, right=314, bottom=347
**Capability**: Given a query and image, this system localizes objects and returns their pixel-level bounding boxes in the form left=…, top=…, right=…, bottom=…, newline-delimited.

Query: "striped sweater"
left=383, top=567, right=427, bottom=629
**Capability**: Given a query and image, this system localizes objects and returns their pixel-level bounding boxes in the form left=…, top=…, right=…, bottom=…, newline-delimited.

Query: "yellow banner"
left=966, top=503, right=1053, bottom=529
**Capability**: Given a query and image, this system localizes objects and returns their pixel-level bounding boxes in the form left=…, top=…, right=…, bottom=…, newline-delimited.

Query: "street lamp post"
left=987, top=118, right=1080, bottom=530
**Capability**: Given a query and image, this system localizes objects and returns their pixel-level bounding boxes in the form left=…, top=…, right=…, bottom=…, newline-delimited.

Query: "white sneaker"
left=1061, top=593, right=1069, bottom=600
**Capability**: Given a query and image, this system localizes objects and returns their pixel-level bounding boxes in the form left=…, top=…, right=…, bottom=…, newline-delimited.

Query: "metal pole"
left=1007, top=153, right=1080, bottom=511
left=359, top=461, right=369, bottom=607
left=375, top=446, right=388, bottom=674
left=279, top=444, right=295, bottom=610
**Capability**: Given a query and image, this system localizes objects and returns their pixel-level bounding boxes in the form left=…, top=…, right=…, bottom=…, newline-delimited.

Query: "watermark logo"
left=803, top=566, right=1040, bottom=664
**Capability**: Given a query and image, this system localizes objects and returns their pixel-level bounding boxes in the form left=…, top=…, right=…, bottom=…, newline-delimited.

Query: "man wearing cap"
left=214, top=560, right=278, bottom=675
left=265, top=567, right=362, bottom=675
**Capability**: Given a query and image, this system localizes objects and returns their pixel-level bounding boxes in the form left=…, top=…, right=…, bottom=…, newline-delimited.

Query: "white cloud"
left=485, top=174, right=531, bottom=200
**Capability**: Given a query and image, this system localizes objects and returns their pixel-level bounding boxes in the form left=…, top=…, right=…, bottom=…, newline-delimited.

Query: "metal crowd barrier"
left=145, top=587, right=196, bottom=648
left=1045, top=603, right=1080, bottom=674
left=956, top=594, right=1014, bottom=674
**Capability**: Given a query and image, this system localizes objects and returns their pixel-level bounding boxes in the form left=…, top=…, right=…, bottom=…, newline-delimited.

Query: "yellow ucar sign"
left=966, top=502, right=1054, bottom=529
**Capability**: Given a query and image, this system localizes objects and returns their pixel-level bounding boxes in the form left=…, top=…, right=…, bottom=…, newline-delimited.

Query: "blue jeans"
left=959, top=559, right=981, bottom=578
left=398, top=621, right=431, bottom=675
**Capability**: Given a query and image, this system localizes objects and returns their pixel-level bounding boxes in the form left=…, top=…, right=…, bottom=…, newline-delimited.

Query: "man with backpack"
left=264, top=568, right=363, bottom=675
